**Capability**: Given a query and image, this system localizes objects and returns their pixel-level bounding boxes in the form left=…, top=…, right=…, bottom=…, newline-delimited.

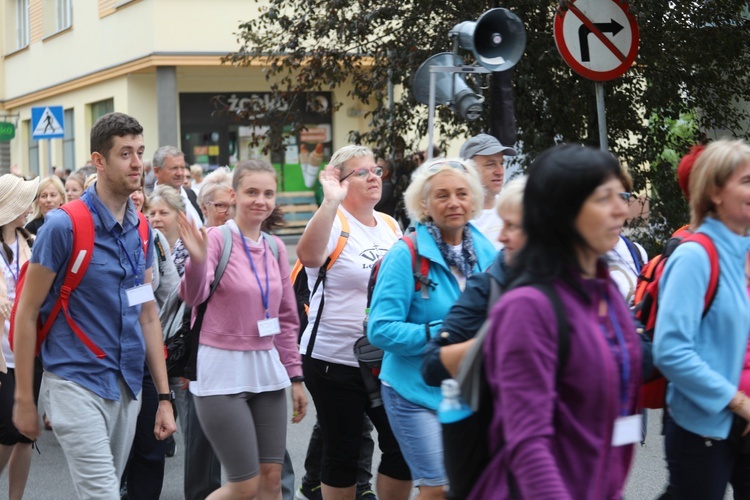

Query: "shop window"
left=63, top=108, right=75, bottom=170
left=90, top=98, right=114, bottom=123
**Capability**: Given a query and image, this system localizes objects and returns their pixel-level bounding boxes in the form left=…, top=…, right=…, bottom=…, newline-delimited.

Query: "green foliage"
left=225, top=0, right=750, bottom=250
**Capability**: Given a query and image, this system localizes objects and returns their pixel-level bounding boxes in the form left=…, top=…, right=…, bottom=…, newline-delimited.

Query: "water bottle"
left=438, top=379, right=472, bottom=424
left=363, top=307, right=369, bottom=335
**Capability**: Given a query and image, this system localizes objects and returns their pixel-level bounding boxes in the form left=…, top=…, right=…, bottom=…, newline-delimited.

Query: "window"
left=27, top=120, right=40, bottom=177
left=90, top=98, right=114, bottom=123
left=16, top=0, right=29, bottom=49
left=63, top=108, right=75, bottom=170
left=56, top=0, right=72, bottom=32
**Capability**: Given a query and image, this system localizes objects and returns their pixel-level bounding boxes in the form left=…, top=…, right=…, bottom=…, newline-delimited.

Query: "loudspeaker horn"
left=412, top=53, right=485, bottom=121
left=450, top=8, right=526, bottom=72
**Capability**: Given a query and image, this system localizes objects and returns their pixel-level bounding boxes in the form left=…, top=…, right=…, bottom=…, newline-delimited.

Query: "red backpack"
left=9, top=199, right=149, bottom=358
left=633, top=229, right=720, bottom=409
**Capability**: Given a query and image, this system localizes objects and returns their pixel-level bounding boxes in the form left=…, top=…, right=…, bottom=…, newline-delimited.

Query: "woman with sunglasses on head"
left=296, top=145, right=411, bottom=500
left=199, top=168, right=235, bottom=228
left=367, top=157, right=496, bottom=499
left=654, top=139, right=750, bottom=500
left=469, top=144, right=641, bottom=499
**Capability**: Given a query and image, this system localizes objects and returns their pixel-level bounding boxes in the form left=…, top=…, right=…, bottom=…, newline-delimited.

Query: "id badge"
left=126, top=284, right=155, bottom=307
left=612, top=414, right=642, bottom=446
left=258, top=317, right=281, bottom=337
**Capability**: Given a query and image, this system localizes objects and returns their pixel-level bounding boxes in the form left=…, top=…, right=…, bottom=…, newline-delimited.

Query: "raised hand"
left=177, top=212, right=207, bottom=263
left=319, top=163, right=349, bottom=204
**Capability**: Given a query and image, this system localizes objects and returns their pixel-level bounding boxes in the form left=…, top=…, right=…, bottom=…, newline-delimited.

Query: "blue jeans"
left=381, top=384, right=446, bottom=487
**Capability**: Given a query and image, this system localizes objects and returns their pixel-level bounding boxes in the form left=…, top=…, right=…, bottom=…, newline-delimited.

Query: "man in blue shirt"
left=12, top=112, right=176, bottom=499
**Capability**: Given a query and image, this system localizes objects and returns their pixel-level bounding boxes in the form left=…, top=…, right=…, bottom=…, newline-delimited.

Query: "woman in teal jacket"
left=654, top=139, right=750, bottom=499
left=368, top=158, right=496, bottom=499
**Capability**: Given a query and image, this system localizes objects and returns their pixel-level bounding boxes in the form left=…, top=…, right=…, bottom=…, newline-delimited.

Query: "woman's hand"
left=319, top=163, right=348, bottom=204
left=291, top=381, right=308, bottom=424
left=177, top=212, right=207, bottom=263
left=0, top=297, right=12, bottom=320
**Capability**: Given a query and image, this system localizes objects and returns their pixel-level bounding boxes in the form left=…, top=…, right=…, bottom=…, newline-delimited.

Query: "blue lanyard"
left=240, top=233, right=270, bottom=318
left=83, top=194, right=143, bottom=286
left=0, top=247, right=18, bottom=283
left=601, top=295, right=632, bottom=416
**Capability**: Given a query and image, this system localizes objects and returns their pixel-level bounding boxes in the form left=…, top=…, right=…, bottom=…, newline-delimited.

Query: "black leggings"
left=302, top=355, right=410, bottom=488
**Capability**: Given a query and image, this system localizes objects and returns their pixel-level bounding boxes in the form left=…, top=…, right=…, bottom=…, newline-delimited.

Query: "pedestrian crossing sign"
left=32, top=106, right=65, bottom=139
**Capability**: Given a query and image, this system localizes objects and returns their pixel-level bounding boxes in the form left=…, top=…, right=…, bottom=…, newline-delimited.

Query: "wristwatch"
left=158, top=390, right=176, bottom=403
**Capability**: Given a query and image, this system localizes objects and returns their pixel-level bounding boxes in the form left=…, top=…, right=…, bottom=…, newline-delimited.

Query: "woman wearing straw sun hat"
left=0, top=173, right=40, bottom=500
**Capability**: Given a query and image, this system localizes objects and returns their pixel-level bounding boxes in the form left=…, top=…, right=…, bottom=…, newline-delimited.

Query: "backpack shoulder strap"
left=376, top=211, right=399, bottom=235
left=683, top=232, right=720, bottom=316
left=41, top=200, right=106, bottom=358
left=325, top=210, right=349, bottom=271
left=262, top=231, right=280, bottom=262
left=620, top=235, right=643, bottom=274
left=209, top=225, right=233, bottom=298
left=530, top=283, right=571, bottom=377
left=402, top=232, right=432, bottom=299
left=136, top=212, right=149, bottom=257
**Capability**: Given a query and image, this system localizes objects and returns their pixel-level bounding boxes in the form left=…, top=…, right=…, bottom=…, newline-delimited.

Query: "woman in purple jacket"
left=470, top=144, right=642, bottom=499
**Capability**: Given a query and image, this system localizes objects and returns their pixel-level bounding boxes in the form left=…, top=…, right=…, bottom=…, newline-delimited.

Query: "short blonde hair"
left=31, top=176, right=67, bottom=220
left=328, top=145, right=373, bottom=179
left=199, top=167, right=233, bottom=206
left=190, top=164, right=204, bottom=179
left=149, top=185, right=186, bottom=214
left=403, top=157, right=484, bottom=223
left=496, top=176, right=527, bottom=216
left=689, top=138, right=750, bottom=229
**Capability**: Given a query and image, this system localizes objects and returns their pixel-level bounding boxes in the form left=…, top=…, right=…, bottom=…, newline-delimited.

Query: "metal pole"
left=387, top=50, right=395, bottom=162
left=48, top=139, right=53, bottom=175
left=595, top=82, right=608, bottom=151
left=427, top=70, right=437, bottom=161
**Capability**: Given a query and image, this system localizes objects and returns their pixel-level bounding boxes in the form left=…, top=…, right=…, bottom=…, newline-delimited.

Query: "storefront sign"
left=0, top=122, right=15, bottom=142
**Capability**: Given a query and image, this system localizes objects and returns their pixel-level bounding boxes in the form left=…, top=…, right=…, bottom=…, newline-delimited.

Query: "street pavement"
left=0, top=237, right=733, bottom=498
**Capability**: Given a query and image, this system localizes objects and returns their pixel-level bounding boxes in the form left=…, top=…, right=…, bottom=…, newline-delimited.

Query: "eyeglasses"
left=207, top=201, right=231, bottom=213
left=618, top=192, right=632, bottom=202
left=340, top=166, right=384, bottom=182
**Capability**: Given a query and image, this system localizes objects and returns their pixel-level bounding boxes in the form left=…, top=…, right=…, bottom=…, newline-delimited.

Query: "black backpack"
left=443, top=281, right=570, bottom=500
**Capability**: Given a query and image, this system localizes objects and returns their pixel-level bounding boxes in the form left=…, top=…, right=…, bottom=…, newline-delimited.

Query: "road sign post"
left=553, top=0, right=639, bottom=150
left=32, top=106, right=65, bottom=174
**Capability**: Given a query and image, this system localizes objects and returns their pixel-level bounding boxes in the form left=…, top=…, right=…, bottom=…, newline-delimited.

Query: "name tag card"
left=612, top=414, right=642, bottom=446
left=258, top=317, right=281, bottom=337
left=126, top=284, right=155, bottom=307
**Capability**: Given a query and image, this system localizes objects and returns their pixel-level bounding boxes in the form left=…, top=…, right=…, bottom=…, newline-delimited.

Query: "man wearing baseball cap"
left=460, top=133, right=517, bottom=250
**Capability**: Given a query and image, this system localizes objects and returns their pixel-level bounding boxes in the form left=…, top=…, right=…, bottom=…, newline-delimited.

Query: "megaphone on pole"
left=450, top=8, right=527, bottom=72
left=412, top=53, right=484, bottom=121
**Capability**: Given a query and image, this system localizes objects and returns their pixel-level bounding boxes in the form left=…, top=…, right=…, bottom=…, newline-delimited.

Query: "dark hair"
left=90, top=112, right=143, bottom=160
left=0, top=227, right=33, bottom=264
left=510, top=144, right=622, bottom=285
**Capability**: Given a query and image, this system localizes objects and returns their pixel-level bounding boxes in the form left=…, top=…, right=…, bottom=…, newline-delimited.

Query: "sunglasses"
left=340, top=166, right=384, bottom=182
left=618, top=192, right=632, bottom=202
left=425, top=160, right=469, bottom=174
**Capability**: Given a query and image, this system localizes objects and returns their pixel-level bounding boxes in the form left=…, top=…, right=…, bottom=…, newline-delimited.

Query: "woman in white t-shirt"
left=0, top=174, right=39, bottom=500
left=297, top=145, right=412, bottom=500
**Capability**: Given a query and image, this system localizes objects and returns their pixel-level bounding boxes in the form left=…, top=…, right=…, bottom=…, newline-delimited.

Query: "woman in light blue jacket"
left=368, top=158, right=496, bottom=499
left=654, top=139, right=750, bottom=500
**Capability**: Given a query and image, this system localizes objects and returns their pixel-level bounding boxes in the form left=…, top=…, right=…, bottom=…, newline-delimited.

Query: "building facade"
left=0, top=0, right=373, bottom=188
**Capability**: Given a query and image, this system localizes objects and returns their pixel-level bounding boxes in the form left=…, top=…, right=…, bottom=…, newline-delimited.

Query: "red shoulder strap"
left=38, top=200, right=105, bottom=358
left=683, top=232, right=720, bottom=315
left=402, top=233, right=431, bottom=298
left=137, top=212, right=149, bottom=257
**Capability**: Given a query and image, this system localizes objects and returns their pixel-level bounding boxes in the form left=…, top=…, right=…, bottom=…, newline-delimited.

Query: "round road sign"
left=553, top=0, right=639, bottom=81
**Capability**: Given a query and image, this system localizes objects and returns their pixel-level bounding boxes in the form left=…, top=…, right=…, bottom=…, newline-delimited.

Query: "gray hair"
left=199, top=167, right=233, bottom=206
left=149, top=185, right=185, bottom=214
left=403, top=157, right=484, bottom=224
left=496, top=176, right=527, bottom=215
left=328, top=145, right=373, bottom=178
left=153, top=145, right=184, bottom=170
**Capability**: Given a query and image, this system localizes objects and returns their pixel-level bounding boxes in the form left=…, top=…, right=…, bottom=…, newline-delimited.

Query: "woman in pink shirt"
left=179, top=159, right=307, bottom=499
